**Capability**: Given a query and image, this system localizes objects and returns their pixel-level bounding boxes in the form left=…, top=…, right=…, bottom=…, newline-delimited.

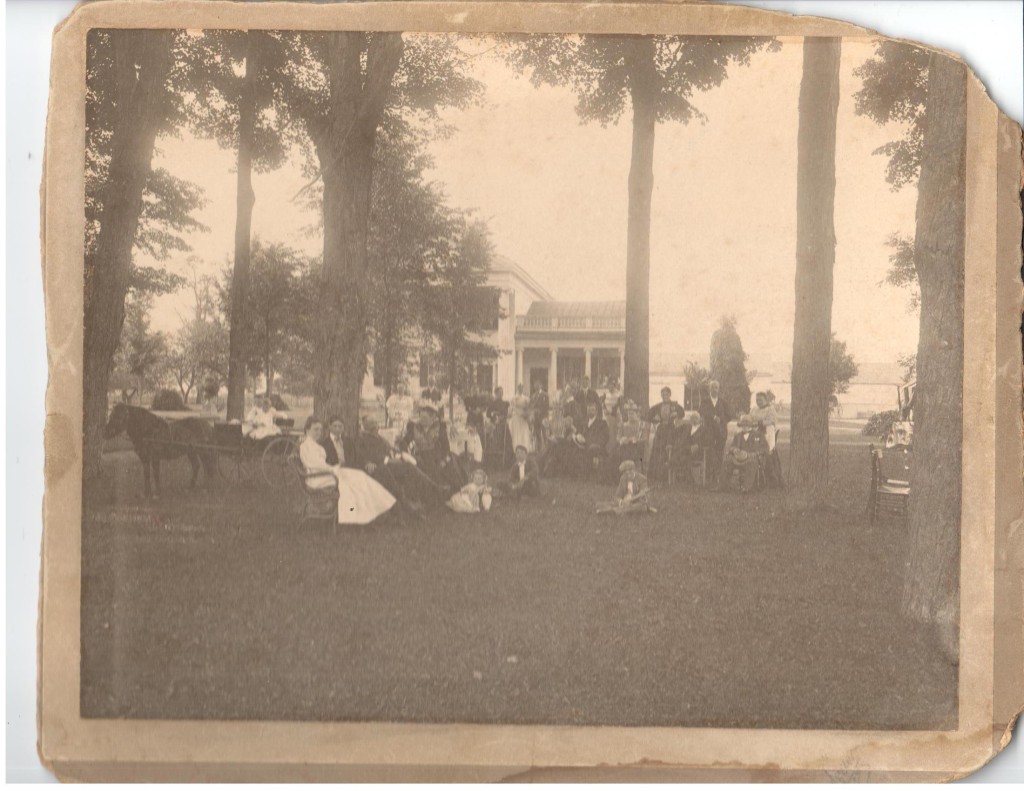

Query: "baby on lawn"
left=596, top=460, right=657, bottom=515
left=446, top=468, right=494, bottom=513
left=446, top=446, right=544, bottom=514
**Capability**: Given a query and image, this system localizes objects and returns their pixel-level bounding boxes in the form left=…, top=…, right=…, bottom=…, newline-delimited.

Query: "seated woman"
left=611, top=399, right=647, bottom=475
left=539, top=415, right=577, bottom=477
left=298, top=416, right=397, bottom=525
left=385, top=383, right=415, bottom=436
left=446, top=468, right=494, bottom=514
left=747, top=392, right=780, bottom=452
left=244, top=396, right=283, bottom=441
left=399, top=406, right=467, bottom=493
left=597, top=460, right=655, bottom=515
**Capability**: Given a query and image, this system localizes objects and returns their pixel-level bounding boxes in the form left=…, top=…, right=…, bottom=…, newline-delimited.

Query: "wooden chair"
left=868, top=443, right=912, bottom=524
left=288, top=453, right=338, bottom=528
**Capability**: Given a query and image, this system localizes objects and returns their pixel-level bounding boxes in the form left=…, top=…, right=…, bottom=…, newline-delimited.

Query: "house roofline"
left=492, top=256, right=556, bottom=302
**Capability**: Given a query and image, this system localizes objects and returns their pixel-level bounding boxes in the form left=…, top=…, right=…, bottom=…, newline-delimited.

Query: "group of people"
left=297, top=375, right=783, bottom=527
left=298, top=399, right=550, bottom=526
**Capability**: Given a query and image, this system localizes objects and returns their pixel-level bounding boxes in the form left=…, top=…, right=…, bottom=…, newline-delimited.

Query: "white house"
left=363, top=255, right=628, bottom=400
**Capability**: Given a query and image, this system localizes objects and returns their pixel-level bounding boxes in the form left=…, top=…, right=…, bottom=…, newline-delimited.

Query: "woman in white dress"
left=385, top=383, right=414, bottom=435
left=299, top=417, right=397, bottom=525
left=244, top=396, right=283, bottom=440
left=508, top=384, right=534, bottom=453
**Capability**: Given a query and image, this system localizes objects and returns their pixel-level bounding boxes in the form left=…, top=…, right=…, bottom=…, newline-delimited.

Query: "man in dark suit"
left=497, top=444, right=542, bottom=498
left=352, top=415, right=446, bottom=512
left=573, top=376, right=601, bottom=424
left=486, top=386, right=510, bottom=423
left=699, top=379, right=731, bottom=488
left=320, top=416, right=348, bottom=466
left=574, top=401, right=609, bottom=477
left=530, top=380, right=550, bottom=449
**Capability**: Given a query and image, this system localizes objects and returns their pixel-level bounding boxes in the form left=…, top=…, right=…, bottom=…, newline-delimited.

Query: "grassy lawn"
left=81, top=442, right=956, bottom=729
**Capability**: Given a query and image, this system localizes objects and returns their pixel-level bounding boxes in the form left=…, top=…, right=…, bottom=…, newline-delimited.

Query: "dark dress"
left=399, top=419, right=467, bottom=492
left=351, top=430, right=446, bottom=509
left=647, top=400, right=684, bottom=480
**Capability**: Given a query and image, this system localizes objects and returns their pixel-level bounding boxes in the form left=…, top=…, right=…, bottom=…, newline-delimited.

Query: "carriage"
left=104, top=403, right=303, bottom=497
left=204, top=421, right=303, bottom=488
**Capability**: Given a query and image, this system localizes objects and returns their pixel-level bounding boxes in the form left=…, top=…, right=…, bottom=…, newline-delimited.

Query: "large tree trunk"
left=787, top=37, right=841, bottom=511
left=311, top=33, right=404, bottom=430
left=623, top=37, right=658, bottom=412
left=226, top=32, right=260, bottom=421
left=903, top=53, right=966, bottom=658
left=83, top=31, right=172, bottom=480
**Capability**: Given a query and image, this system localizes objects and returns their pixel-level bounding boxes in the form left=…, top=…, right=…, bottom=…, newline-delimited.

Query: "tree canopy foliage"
left=506, top=34, right=779, bottom=126
left=853, top=41, right=930, bottom=190
left=828, top=334, right=859, bottom=396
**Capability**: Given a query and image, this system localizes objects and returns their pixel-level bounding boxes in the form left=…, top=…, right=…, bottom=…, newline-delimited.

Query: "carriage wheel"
left=261, top=436, right=300, bottom=489
left=218, top=451, right=252, bottom=486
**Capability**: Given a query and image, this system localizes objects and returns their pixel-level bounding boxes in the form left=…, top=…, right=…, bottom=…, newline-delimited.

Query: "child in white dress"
left=446, top=469, right=493, bottom=514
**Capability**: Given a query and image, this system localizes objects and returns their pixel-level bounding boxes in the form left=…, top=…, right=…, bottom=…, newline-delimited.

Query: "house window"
left=483, top=288, right=501, bottom=332
left=476, top=364, right=494, bottom=394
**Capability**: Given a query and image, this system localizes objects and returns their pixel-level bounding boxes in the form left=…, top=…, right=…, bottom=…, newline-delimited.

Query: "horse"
left=104, top=403, right=217, bottom=498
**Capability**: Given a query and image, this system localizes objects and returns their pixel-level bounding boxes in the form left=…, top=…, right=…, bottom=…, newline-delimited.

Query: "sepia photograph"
left=31, top=0, right=1022, bottom=782
left=81, top=23, right=966, bottom=729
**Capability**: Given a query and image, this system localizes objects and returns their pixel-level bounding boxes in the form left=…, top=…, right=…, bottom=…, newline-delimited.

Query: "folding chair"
left=868, top=443, right=911, bottom=524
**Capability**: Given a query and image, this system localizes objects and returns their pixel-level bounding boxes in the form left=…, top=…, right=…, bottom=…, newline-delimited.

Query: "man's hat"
left=514, top=444, right=528, bottom=453
left=619, top=460, right=636, bottom=473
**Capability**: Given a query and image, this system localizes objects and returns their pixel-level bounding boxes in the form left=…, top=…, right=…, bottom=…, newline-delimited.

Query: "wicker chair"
left=288, top=453, right=338, bottom=528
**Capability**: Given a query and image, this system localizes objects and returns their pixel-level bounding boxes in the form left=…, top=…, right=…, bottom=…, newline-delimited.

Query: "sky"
left=146, top=35, right=921, bottom=371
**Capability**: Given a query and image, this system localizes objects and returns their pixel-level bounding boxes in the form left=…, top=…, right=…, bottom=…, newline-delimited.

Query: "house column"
left=515, top=348, right=524, bottom=390
left=619, top=349, right=625, bottom=386
left=584, top=347, right=593, bottom=380
left=549, top=347, right=558, bottom=394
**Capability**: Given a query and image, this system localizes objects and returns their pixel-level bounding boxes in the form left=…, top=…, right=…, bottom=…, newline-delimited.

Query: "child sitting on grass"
left=446, top=468, right=494, bottom=514
left=596, top=460, right=656, bottom=515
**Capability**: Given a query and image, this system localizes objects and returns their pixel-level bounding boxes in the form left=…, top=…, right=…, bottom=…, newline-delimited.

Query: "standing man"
left=700, top=379, right=730, bottom=488
left=530, top=380, right=550, bottom=451
left=573, top=376, right=601, bottom=425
